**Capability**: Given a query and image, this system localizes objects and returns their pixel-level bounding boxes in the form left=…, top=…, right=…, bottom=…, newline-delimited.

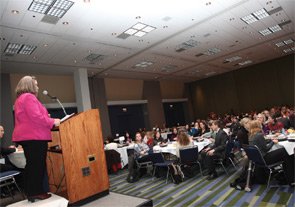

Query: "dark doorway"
left=163, top=102, right=185, bottom=128
left=108, top=104, right=145, bottom=138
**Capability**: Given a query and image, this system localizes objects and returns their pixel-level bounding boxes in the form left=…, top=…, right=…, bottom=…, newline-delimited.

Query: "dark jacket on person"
left=277, top=117, right=291, bottom=129
left=237, top=126, right=249, bottom=147
left=152, top=137, right=165, bottom=146
left=230, top=122, right=240, bottom=137
left=209, top=129, right=228, bottom=157
left=193, top=128, right=210, bottom=137
left=249, top=133, right=274, bottom=157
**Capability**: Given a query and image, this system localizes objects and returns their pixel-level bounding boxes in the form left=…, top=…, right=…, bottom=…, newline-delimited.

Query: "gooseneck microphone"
left=43, top=90, right=68, bottom=116
left=43, top=90, right=56, bottom=101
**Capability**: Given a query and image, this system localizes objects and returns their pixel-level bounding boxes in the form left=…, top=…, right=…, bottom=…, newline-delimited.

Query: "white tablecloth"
left=7, top=151, right=26, bottom=169
left=115, top=147, right=128, bottom=168
left=270, top=140, right=295, bottom=155
left=7, top=193, right=68, bottom=207
left=153, top=140, right=211, bottom=156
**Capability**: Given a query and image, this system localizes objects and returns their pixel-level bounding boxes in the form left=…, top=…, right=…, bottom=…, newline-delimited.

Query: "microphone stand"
left=56, top=98, right=68, bottom=116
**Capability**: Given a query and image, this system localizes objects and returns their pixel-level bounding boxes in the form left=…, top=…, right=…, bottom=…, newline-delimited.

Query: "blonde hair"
left=248, top=120, right=263, bottom=139
left=240, top=117, right=250, bottom=127
left=177, top=130, right=190, bottom=146
left=15, top=76, right=37, bottom=98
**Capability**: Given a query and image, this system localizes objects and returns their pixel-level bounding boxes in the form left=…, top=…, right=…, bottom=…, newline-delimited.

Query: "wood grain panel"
left=59, top=109, right=109, bottom=204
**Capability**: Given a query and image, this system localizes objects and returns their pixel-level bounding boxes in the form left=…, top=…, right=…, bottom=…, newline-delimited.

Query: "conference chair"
left=179, top=146, right=203, bottom=177
left=0, top=170, right=25, bottom=199
left=243, top=145, right=288, bottom=191
left=148, top=152, right=174, bottom=183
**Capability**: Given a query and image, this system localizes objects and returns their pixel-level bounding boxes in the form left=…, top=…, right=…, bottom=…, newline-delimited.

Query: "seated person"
left=191, top=122, right=200, bottom=135
left=236, top=118, right=250, bottom=169
left=267, top=113, right=284, bottom=132
left=200, top=120, right=216, bottom=142
left=134, top=132, right=150, bottom=163
left=256, top=113, right=267, bottom=134
left=105, top=135, right=118, bottom=150
left=184, top=124, right=192, bottom=136
left=170, top=127, right=178, bottom=141
left=275, top=110, right=291, bottom=129
left=229, top=116, right=240, bottom=139
left=193, top=121, right=209, bottom=137
left=0, top=125, right=17, bottom=173
left=201, top=120, right=228, bottom=180
left=125, top=131, right=132, bottom=143
left=176, top=130, right=194, bottom=158
left=152, top=131, right=165, bottom=147
left=249, top=120, right=294, bottom=185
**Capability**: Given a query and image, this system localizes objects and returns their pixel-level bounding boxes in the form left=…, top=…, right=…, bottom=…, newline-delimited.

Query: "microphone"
left=43, top=90, right=57, bottom=101
left=43, top=90, right=68, bottom=116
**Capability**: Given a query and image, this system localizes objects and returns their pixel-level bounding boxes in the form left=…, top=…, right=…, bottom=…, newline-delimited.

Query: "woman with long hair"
left=12, top=76, right=60, bottom=202
left=176, top=130, right=193, bottom=158
left=249, top=120, right=293, bottom=185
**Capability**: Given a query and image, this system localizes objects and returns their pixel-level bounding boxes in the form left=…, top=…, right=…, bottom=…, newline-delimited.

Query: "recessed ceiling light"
left=135, top=16, right=141, bottom=19
left=32, top=56, right=37, bottom=59
left=163, top=26, right=168, bottom=29
left=252, top=8, right=269, bottom=20
left=269, top=25, right=282, bottom=32
left=11, top=10, right=19, bottom=14
left=83, top=0, right=90, bottom=2
left=87, top=50, right=91, bottom=53
left=206, top=2, right=211, bottom=6
left=259, top=28, right=272, bottom=36
left=28, top=0, right=74, bottom=18
left=266, top=1, right=272, bottom=5
left=73, top=60, right=77, bottom=63
left=63, top=22, right=69, bottom=25
left=43, top=44, right=48, bottom=47
left=111, top=33, right=117, bottom=36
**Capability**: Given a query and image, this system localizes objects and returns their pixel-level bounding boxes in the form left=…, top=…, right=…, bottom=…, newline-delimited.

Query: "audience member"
left=229, top=116, right=240, bottom=138
left=152, top=131, right=165, bottom=147
left=175, top=130, right=194, bottom=158
left=170, top=127, right=178, bottom=141
left=257, top=113, right=267, bottom=134
left=184, top=124, right=192, bottom=136
left=249, top=120, right=294, bottom=184
left=236, top=118, right=250, bottom=168
left=200, top=120, right=216, bottom=142
left=134, top=132, right=150, bottom=163
left=201, top=120, right=228, bottom=180
left=193, top=121, right=209, bottom=137
left=105, top=135, right=118, bottom=150
left=191, top=122, right=200, bottom=135
left=267, top=113, right=284, bottom=132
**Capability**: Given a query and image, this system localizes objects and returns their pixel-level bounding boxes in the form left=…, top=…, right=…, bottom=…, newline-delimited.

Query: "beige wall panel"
left=104, top=78, right=143, bottom=101
left=10, top=74, right=76, bottom=104
left=160, top=81, right=184, bottom=99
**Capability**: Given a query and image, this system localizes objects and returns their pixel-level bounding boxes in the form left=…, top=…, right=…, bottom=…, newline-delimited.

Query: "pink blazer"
left=12, top=93, right=55, bottom=142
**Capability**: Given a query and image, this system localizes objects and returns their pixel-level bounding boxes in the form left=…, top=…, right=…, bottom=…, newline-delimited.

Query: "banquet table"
left=153, top=139, right=211, bottom=156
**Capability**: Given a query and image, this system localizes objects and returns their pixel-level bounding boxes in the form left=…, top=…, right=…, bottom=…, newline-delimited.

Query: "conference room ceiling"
left=0, top=0, right=294, bottom=82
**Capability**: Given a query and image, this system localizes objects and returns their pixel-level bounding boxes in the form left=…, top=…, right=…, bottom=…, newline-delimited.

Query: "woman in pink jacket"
left=12, top=76, right=60, bottom=202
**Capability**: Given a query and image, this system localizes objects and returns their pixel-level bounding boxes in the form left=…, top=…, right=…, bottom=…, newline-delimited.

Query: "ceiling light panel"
left=135, top=61, right=153, bottom=68
left=226, top=56, right=242, bottom=62
left=283, top=39, right=293, bottom=45
left=204, top=72, right=216, bottom=76
left=202, top=48, right=221, bottom=56
left=176, top=39, right=201, bottom=52
left=238, top=60, right=252, bottom=65
left=83, top=54, right=106, bottom=62
left=19, top=45, right=37, bottom=55
left=161, top=65, right=177, bottom=71
left=283, top=48, right=292, bottom=53
left=252, top=8, right=269, bottom=20
left=259, top=28, right=272, bottom=36
left=241, top=14, right=258, bottom=24
left=188, top=69, right=201, bottom=74
left=28, top=0, right=74, bottom=18
left=269, top=25, right=282, bottom=32
left=123, top=22, right=156, bottom=38
left=4, top=43, right=22, bottom=54
left=275, top=42, right=285, bottom=47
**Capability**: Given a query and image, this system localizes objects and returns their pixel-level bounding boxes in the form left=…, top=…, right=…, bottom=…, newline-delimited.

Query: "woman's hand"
left=54, top=119, right=61, bottom=126
left=272, top=139, right=278, bottom=144
left=140, top=150, right=146, bottom=155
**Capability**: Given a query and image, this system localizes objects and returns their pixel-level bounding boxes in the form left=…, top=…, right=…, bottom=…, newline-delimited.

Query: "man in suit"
left=201, top=120, right=228, bottom=180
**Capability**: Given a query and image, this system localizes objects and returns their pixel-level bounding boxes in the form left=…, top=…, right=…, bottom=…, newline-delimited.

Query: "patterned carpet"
left=109, top=160, right=294, bottom=207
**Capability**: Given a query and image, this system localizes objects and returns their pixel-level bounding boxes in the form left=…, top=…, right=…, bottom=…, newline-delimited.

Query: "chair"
left=179, top=146, right=203, bottom=177
left=214, top=141, right=238, bottom=176
left=243, top=145, right=287, bottom=191
left=148, top=152, right=174, bottom=183
left=0, top=170, right=25, bottom=199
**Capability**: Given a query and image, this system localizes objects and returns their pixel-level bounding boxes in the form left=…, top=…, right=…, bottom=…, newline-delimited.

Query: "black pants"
left=0, top=163, right=14, bottom=173
left=201, top=149, right=221, bottom=174
left=265, top=148, right=294, bottom=184
left=18, top=140, right=48, bottom=197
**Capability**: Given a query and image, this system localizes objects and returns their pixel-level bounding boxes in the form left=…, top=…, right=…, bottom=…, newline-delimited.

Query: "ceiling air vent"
left=204, top=33, right=211, bottom=37
left=279, top=20, right=292, bottom=27
left=5, top=53, right=14, bottom=57
left=162, top=16, right=172, bottom=21
left=41, top=15, right=59, bottom=24
left=268, top=6, right=283, bottom=15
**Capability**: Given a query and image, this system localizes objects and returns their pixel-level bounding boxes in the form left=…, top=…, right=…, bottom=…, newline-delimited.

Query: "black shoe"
left=207, top=173, right=218, bottom=180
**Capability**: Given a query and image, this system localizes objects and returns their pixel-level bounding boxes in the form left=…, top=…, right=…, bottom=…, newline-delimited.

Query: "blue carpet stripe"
left=109, top=161, right=294, bottom=207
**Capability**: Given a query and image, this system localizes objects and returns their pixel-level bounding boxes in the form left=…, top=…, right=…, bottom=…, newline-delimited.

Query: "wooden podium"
left=46, top=109, right=109, bottom=205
